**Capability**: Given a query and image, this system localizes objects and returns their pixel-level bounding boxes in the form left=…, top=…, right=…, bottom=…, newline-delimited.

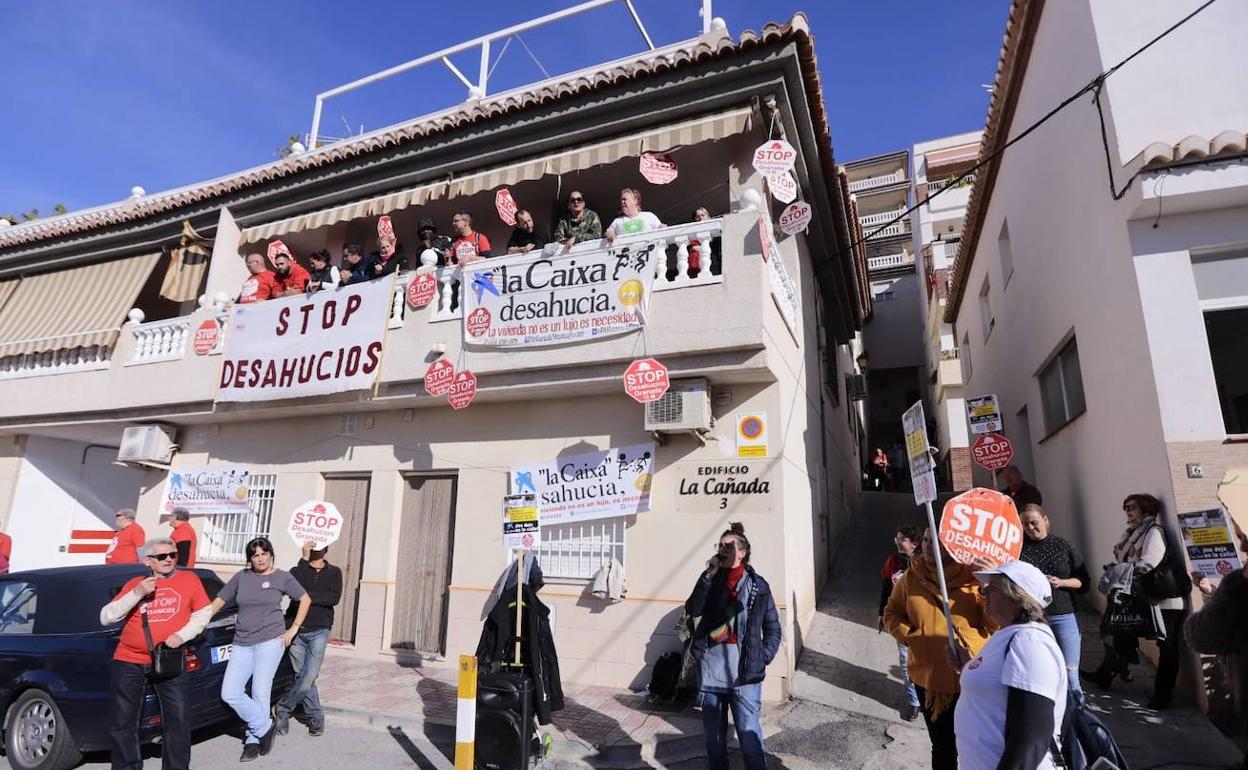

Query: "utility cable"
left=851, top=0, right=1219, bottom=249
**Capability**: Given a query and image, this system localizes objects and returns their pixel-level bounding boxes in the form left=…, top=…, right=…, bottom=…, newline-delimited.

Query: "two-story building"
left=0, top=13, right=869, bottom=699
left=946, top=0, right=1248, bottom=706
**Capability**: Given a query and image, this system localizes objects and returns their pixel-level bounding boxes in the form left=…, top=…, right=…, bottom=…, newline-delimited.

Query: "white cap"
left=974, top=559, right=1051, bottom=608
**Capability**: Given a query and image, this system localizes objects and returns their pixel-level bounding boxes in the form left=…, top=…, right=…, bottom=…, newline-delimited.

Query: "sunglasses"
left=569, top=197, right=585, bottom=203
left=1123, top=504, right=1140, bottom=512
left=148, top=552, right=177, bottom=561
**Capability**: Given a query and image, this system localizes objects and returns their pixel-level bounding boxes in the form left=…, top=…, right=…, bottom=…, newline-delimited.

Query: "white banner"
left=510, top=443, right=655, bottom=525
left=159, top=465, right=251, bottom=517
left=461, top=245, right=660, bottom=348
left=217, top=278, right=394, bottom=402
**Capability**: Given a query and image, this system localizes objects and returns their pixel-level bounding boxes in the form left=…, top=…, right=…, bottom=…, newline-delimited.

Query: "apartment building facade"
left=947, top=0, right=1248, bottom=705
left=0, top=14, right=870, bottom=699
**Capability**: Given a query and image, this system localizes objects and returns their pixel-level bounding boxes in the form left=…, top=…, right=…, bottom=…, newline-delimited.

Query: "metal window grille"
left=198, top=473, right=278, bottom=564
left=538, top=519, right=625, bottom=580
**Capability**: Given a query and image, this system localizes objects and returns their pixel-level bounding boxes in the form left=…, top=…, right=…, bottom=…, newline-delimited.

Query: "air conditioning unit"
left=847, top=374, right=869, bottom=401
left=118, top=425, right=178, bottom=464
left=644, top=378, right=713, bottom=434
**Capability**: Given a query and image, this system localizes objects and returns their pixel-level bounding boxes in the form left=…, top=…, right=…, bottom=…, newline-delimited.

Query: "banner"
left=1179, top=508, right=1243, bottom=579
left=510, top=442, right=655, bottom=525
left=159, top=465, right=251, bottom=517
left=217, top=278, right=394, bottom=402
left=461, top=245, right=660, bottom=348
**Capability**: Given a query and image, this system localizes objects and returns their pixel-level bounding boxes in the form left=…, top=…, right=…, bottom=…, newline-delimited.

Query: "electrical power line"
left=851, top=0, right=1219, bottom=251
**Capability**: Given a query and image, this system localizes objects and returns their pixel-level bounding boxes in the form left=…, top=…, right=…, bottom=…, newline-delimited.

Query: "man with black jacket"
left=273, top=540, right=343, bottom=737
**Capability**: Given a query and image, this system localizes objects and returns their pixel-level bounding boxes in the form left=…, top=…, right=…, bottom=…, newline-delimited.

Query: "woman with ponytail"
left=685, top=522, right=781, bottom=770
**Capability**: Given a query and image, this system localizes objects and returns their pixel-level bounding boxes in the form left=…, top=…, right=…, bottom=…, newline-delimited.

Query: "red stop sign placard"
left=447, top=371, right=477, bottom=410
left=192, top=319, right=220, bottom=356
left=495, top=188, right=518, bottom=227
left=971, top=432, right=1014, bottom=471
left=424, top=358, right=455, bottom=397
left=407, top=272, right=438, bottom=309
left=939, top=488, right=1023, bottom=568
left=623, top=358, right=669, bottom=403
left=639, top=153, right=678, bottom=184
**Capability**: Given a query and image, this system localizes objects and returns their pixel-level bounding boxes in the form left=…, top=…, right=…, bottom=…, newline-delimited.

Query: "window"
left=978, top=276, right=994, bottom=341
left=998, top=221, right=1014, bottom=287
left=961, top=333, right=972, bottom=381
left=0, top=581, right=37, bottom=635
left=199, top=473, right=278, bottom=564
left=871, top=280, right=896, bottom=302
left=1038, top=337, right=1086, bottom=434
left=538, top=519, right=625, bottom=580
left=1204, top=308, right=1248, bottom=434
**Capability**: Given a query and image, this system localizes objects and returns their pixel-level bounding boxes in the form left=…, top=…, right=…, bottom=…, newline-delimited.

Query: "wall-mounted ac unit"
left=847, top=374, right=869, bottom=401
left=118, top=425, right=178, bottom=464
left=644, top=378, right=713, bottom=434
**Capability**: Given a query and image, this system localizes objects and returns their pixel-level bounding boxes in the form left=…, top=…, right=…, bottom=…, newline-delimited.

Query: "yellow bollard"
left=454, top=655, right=478, bottom=770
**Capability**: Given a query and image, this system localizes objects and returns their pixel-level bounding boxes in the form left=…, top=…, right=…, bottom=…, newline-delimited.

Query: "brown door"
left=321, top=476, right=370, bottom=644
left=391, top=475, right=457, bottom=653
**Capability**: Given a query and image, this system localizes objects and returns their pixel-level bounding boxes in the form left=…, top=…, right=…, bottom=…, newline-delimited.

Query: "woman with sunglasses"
left=685, top=522, right=780, bottom=770
left=1082, top=493, right=1187, bottom=710
left=210, top=537, right=311, bottom=762
left=553, top=191, right=603, bottom=250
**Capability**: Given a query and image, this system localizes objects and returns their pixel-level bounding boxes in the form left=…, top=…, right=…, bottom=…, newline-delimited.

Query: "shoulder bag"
left=141, top=603, right=185, bottom=680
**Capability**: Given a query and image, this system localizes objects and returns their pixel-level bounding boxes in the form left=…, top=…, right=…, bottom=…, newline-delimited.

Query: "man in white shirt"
left=604, top=188, right=664, bottom=242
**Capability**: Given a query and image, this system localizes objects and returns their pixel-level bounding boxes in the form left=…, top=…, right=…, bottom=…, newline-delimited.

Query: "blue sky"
left=0, top=1, right=1009, bottom=217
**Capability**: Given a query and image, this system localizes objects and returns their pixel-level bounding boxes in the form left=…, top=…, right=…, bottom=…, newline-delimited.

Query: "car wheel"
left=5, top=690, right=81, bottom=770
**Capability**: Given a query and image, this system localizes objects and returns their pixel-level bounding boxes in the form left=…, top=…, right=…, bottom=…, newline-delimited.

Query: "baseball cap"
left=974, top=559, right=1052, bottom=608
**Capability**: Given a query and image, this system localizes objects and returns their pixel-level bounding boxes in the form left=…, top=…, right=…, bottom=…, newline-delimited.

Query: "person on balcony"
left=507, top=210, right=548, bottom=254
left=449, top=212, right=492, bottom=265
left=270, top=246, right=311, bottom=297
left=338, top=243, right=377, bottom=286
left=417, top=219, right=452, bottom=267
left=369, top=215, right=406, bottom=279
left=306, top=250, right=340, bottom=293
left=605, top=188, right=664, bottom=243
left=554, top=190, right=602, bottom=249
left=237, top=252, right=278, bottom=304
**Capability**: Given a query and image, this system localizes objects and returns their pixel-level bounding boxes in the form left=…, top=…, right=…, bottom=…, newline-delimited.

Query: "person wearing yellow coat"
left=884, top=527, right=993, bottom=770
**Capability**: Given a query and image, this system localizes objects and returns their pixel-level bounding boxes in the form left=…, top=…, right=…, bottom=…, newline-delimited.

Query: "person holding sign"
left=884, top=527, right=993, bottom=770
left=210, top=538, right=311, bottom=762
left=273, top=540, right=342, bottom=738
left=1018, top=504, right=1090, bottom=703
left=951, top=560, right=1067, bottom=770
left=1083, top=493, right=1188, bottom=710
left=686, top=523, right=780, bottom=770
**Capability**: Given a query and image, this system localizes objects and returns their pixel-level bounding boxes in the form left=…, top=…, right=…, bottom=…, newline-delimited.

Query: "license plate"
left=210, top=645, right=232, bottom=664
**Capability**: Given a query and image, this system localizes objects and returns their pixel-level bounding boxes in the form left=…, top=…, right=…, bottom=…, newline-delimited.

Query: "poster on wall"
left=1178, top=508, right=1243, bottom=579
left=217, top=278, right=394, bottom=402
left=460, top=245, right=660, bottom=348
left=159, top=465, right=251, bottom=516
left=509, top=442, right=655, bottom=525
left=736, top=413, right=768, bottom=458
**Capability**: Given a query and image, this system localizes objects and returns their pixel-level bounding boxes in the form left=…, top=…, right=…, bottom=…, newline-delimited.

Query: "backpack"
left=648, top=652, right=682, bottom=701
left=1061, top=696, right=1130, bottom=770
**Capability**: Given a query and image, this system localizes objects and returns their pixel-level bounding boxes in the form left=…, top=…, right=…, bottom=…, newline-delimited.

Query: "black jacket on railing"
left=476, top=583, right=565, bottom=724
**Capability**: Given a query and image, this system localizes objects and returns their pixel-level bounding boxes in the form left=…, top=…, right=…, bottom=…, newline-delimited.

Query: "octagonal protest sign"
left=287, top=500, right=343, bottom=549
left=939, top=487, right=1023, bottom=568
left=448, top=370, right=477, bottom=410
left=424, top=358, right=455, bottom=397
left=407, top=272, right=438, bottom=309
left=752, top=139, right=797, bottom=177
left=623, top=358, right=669, bottom=404
left=192, top=319, right=220, bottom=356
left=639, top=152, right=678, bottom=184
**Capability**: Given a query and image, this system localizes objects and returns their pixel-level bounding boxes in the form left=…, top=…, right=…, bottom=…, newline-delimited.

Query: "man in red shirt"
left=271, top=252, right=311, bottom=297
left=237, top=252, right=279, bottom=304
left=449, top=211, right=492, bottom=265
left=0, top=527, right=11, bottom=574
left=163, top=507, right=198, bottom=568
left=100, top=537, right=211, bottom=770
left=105, top=509, right=145, bottom=565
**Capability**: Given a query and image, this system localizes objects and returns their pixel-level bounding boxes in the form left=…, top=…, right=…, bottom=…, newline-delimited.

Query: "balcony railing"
left=388, top=218, right=725, bottom=329
left=926, top=172, right=976, bottom=196
left=0, top=342, right=112, bottom=380
left=867, top=252, right=914, bottom=271
left=847, top=169, right=906, bottom=193
left=127, top=317, right=191, bottom=365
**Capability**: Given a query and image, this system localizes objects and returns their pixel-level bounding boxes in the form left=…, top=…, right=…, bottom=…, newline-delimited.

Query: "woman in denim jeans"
left=210, top=537, right=311, bottom=763
left=1018, top=504, right=1090, bottom=703
left=685, top=522, right=781, bottom=770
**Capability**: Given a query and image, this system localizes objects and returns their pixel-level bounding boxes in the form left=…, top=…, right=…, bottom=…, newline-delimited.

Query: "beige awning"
left=239, top=180, right=448, bottom=244
left=242, top=106, right=755, bottom=242
left=0, top=278, right=19, bottom=315
left=0, top=252, right=162, bottom=358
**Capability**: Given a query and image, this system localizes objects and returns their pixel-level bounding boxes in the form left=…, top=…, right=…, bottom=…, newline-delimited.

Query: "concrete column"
left=203, top=207, right=245, bottom=302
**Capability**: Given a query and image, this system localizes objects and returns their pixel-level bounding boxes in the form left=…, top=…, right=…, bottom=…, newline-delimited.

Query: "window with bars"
left=537, top=519, right=626, bottom=580
left=198, top=473, right=278, bottom=564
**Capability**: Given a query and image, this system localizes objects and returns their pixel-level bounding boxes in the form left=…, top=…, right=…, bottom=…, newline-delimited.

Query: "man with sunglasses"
left=554, top=191, right=603, bottom=250
left=100, top=538, right=212, bottom=770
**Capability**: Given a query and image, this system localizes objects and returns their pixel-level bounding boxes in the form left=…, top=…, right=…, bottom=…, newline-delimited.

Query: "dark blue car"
left=0, top=565, right=292, bottom=770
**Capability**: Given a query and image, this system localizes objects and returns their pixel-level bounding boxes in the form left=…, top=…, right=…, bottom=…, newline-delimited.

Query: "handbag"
left=1100, top=587, right=1165, bottom=641
left=1138, top=525, right=1192, bottom=601
left=141, top=603, right=185, bottom=680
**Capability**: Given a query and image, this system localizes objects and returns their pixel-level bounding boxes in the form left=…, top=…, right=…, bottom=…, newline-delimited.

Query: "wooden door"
left=321, top=476, right=370, bottom=644
left=391, top=475, right=456, bottom=653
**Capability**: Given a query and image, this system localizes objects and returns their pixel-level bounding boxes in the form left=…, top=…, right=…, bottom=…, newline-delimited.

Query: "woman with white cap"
left=952, top=559, right=1067, bottom=770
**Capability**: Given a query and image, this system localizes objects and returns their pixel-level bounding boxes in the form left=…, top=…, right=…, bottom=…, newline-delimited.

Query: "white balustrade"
left=847, top=168, right=906, bottom=193
left=390, top=266, right=464, bottom=328
left=867, top=252, right=912, bottom=271
left=127, top=317, right=192, bottom=365
left=0, top=344, right=112, bottom=380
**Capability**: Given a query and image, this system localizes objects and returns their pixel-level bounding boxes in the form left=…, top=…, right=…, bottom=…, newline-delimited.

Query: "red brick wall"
left=948, top=447, right=972, bottom=491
